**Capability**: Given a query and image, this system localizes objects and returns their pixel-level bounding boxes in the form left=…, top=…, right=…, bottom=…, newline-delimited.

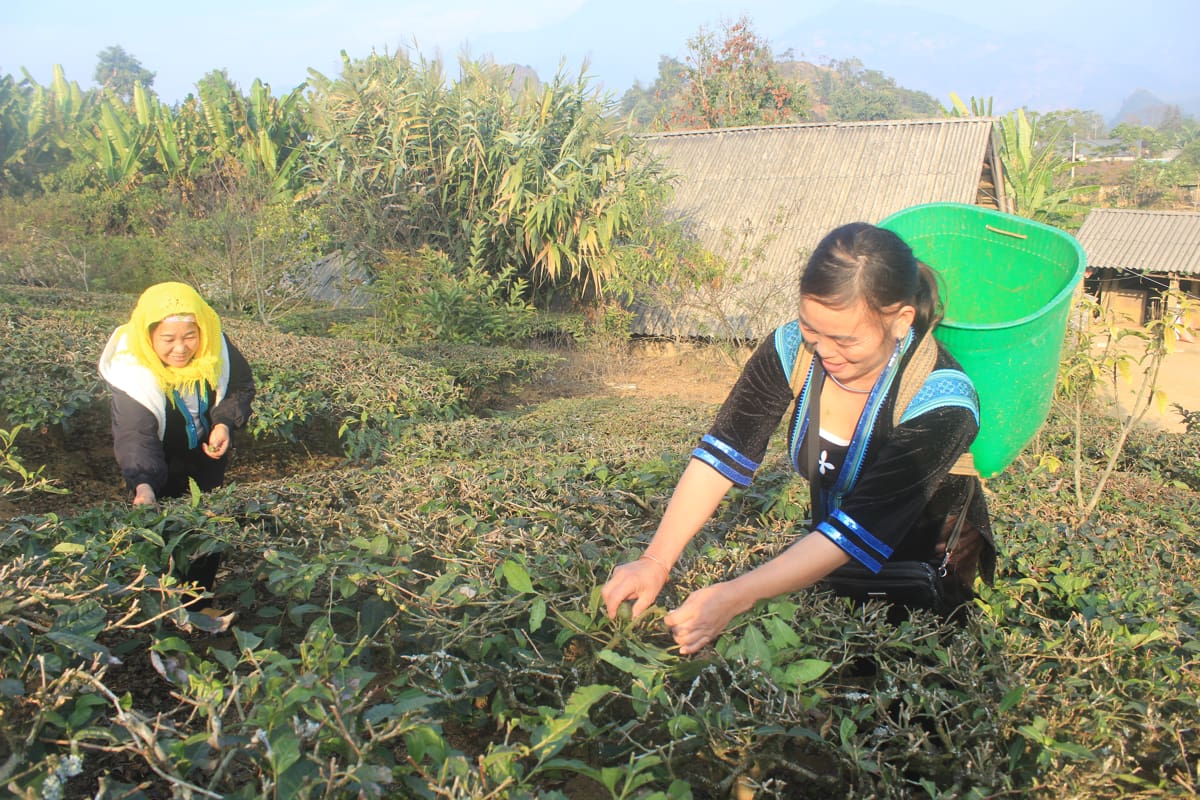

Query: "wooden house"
left=1075, top=208, right=1200, bottom=330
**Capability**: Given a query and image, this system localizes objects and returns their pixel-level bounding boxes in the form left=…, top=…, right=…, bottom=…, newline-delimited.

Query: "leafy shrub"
left=225, top=319, right=466, bottom=461
left=353, top=247, right=538, bottom=346
left=0, top=193, right=174, bottom=292
left=396, top=341, right=562, bottom=411
left=0, top=309, right=110, bottom=432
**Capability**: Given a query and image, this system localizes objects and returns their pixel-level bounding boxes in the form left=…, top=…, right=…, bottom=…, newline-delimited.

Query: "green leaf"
left=233, top=628, right=264, bottom=652
left=405, top=725, right=448, bottom=764
left=51, top=542, right=86, bottom=554
left=530, top=596, right=547, bottom=632
left=666, top=780, right=694, bottom=799
left=739, top=624, right=772, bottom=668
left=67, top=693, right=109, bottom=729
left=269, top=731, right=302, bottom=774
left=212, top=648, right=239, bottom=671
left=999, top=686, right=1025, bottom=714
left=46, top=631, right=110, bottom=661
left=501, top=559, right=535, bottom=594
left=784, top=658, right=832, bottom=685
left=839, top=716, right=857, bottom=746
left=288, top=603, right=322, bottom=626
left=530, top=683, right=614, bottom=759
left=597, top=649, right=658, bottom=682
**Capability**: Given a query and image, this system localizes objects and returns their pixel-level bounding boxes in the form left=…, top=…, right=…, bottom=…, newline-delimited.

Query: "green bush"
left=358, top=247, right=538, bottom=346
left=0, top=192, right=174, bottom=292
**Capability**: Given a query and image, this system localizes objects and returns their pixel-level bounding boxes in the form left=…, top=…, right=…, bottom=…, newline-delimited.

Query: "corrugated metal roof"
left=633, top=117, right=1002, bottom=338
left=1076, top=208, right=1200, bottom=277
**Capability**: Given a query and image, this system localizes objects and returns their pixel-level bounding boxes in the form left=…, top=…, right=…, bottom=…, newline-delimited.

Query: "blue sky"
left=4, top=0, right=1197, bottom=120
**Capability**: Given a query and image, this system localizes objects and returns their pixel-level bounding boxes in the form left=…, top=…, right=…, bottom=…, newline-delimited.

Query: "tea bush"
left=2, top=387, right=1196, bottom=798
left=3, top=286, right=1197, bottom=798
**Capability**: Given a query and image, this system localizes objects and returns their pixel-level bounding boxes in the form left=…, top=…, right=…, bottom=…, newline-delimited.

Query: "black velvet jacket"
left=693, top=321, right=995, bottom=587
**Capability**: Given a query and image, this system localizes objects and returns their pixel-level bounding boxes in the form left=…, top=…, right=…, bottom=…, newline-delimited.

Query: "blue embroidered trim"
left=789, top=413, right=811, bottom=474
left=700, top=434, right=760, bottom=472
left=830, top=508, right=893, bottom=559
left=779, top=321, right=816, bottom=474
left=817, top=521, right=883, bottom=572
left=829, top=329, right=913, bottom=509
left=899, top=368, right=980, bottom=425
left=172, top=389, right=210, bottom=450
left=692, top=448, right=753, bottom=486
left=774, top=321, right=805, bottom=383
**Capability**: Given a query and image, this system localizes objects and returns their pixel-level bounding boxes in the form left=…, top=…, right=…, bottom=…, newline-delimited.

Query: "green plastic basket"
left=879, top=203, right=1086, bottom=478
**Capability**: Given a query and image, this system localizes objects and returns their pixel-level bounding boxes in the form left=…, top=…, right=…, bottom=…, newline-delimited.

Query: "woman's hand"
left=664, top=581, right=752, bottom=655
left=203, top=424, right=231, bottom=459
left=133, top=483, right=158, bottom=507
left=602, top=558, right=670, bottom=622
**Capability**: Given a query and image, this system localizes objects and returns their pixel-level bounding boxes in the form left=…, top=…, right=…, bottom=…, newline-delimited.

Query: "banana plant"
left=7, top=65, right=94, bottom=185
left=194, top=72, right=308, bottom=201
left=996, top=107, right=1097, bottom=225
left=84, top=93, right=154, bottom=187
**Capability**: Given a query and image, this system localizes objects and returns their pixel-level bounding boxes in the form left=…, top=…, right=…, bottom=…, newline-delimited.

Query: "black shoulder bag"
left=803, top=346, right=975, bottom=615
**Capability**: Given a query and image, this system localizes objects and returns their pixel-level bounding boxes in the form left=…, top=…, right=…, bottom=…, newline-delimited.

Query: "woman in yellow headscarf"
left=99, top=282, right=256, bottom=588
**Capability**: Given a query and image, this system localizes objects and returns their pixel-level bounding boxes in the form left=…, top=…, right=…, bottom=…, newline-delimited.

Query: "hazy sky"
left=4, top=0, right=1197, bottom=118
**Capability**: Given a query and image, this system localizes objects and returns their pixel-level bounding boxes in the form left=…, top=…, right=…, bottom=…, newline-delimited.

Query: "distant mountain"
left=775, top=1, right=1197, bottom=119
left=1111, top=89, right=1200, bottom=128
left=1112, top=89, right=1171, bottom=128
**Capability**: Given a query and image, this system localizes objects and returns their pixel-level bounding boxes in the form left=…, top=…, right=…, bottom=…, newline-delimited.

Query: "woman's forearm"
left=725, top=531, right=851, bottom=609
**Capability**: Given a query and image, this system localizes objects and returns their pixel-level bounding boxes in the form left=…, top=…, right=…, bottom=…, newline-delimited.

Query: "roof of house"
left=633, top=117, right=1005, bottom=338
left=1076, top=208, right=1200, bottom=277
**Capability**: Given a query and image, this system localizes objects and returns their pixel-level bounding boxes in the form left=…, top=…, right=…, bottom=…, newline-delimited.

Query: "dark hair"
left=799, top=222, right=942, bottom=334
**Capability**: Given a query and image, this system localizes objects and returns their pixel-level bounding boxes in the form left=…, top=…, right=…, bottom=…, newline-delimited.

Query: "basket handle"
left=985, top=224, right=1028, bottom=240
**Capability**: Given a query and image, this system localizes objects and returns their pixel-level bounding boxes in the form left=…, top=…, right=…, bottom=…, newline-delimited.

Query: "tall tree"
left=673, top=15, right=808, bottom=129
left=823, top=58, right=941, bottom=121
left=618, top=56, right=688, bottom=130
left=94, top=45, right=155, bottom=104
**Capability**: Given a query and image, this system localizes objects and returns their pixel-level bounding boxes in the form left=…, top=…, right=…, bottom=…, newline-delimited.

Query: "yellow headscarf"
left=118, top=282, right=224, bottom=398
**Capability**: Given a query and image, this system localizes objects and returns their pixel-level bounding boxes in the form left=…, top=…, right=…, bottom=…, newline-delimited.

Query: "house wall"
left=1097, top=272, right=1200, bottom=331
left=1099, top=274, right=1148, bottom=325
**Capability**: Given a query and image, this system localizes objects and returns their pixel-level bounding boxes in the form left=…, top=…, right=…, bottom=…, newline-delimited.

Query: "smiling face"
left=150, top=317, right=201, bottom=368
left=799, top=296, right=914, bottom=390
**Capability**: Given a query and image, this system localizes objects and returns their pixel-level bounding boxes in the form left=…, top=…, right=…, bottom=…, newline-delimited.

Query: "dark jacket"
left=692, top=321, right=995, bottom=593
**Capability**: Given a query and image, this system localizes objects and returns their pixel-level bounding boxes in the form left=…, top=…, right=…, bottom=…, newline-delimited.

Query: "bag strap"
left=937, top=475, right=976, bottom=576
left=789, top=343, right=815, bottom=397
left=895, top=331, right=978, bottom=478
left=805, top=358, right=826, bottom=525
left=892, top=330, right=938, bottom=427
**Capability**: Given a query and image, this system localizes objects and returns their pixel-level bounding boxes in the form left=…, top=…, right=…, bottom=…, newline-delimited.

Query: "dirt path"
left=1094, top=337, right=1200, bottom=434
